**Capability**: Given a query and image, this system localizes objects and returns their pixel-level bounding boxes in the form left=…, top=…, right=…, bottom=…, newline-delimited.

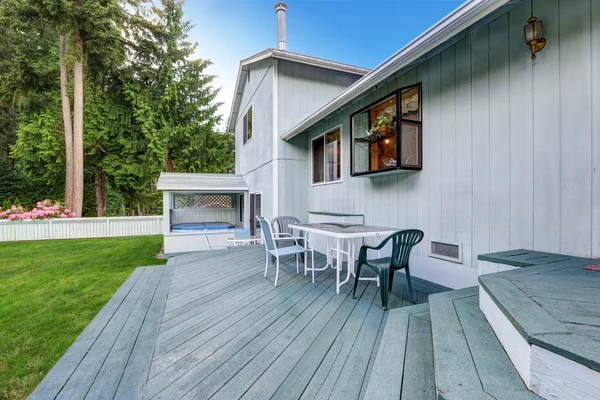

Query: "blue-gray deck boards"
left=30, top=245, right=448, bottom=399
left=429, top=288, right=540, bottom=400
left=363, top=303, right=435, bottom=400
left=479, top=250, right=600, bottom=373
left=145, top=246, right=447, bottom=400
left=28, top=261, right=175, bottom=400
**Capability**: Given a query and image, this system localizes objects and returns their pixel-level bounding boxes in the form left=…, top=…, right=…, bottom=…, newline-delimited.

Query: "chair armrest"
left=273, top=236, right=312, bottom=249
left=360, top=241, right=387, bottom=251
left=289, top=236, right=312, bottom=249
left=358, top=237, right=391, bottom=261
left=208, top=241, right=229, bottom=250
left=273, top=233, right=294, bottom=237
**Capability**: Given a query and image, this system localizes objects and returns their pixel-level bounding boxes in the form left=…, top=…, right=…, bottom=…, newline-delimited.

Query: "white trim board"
left=272, top=59, right=279, bottom=218
left=531, top=345, right=600, bottom=400
left=479, top=287, right=600, bottom=400
left=477, top=260, right=519, bottom=276
left=479, top=286, right=532, bottom=386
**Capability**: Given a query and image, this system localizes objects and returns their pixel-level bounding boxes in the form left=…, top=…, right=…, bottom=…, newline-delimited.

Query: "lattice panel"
left=174, top=194, right=234, bottom=209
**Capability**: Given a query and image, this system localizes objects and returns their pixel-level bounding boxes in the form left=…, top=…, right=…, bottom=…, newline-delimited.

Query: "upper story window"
left=243, top=106, right=253, bottom=144
left=312, top=127, right=341, bottom=185
left=351, top=84, right=422, bottom=176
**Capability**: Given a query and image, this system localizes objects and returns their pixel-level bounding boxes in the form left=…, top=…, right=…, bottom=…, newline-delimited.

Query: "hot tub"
left=172, top=222, right=235, bottom=231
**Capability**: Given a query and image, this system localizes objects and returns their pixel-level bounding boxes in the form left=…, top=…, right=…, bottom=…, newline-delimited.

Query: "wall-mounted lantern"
left=524, top=16, right=546, bottom=60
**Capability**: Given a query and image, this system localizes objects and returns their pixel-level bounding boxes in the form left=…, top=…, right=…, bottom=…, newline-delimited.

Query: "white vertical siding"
left=488, top=14, right=510, bottom=253
left=293, top=0, right=600, bottom=287
left=454, top=37, right=473, bottom=270
left=471, top=22, right=491, bottom=268
left=559, top=0, right=593, bottom=256
left=276, top=60, right=363, bottom=222
left=533, top=0, right=561, bottom=254
left=509, top=2, right=534, bottom=251
left=592, top=0, right=600, bottom=256
left=0, top=216, right=163, bottom=242
left=235, top=58, right=275, bottom=221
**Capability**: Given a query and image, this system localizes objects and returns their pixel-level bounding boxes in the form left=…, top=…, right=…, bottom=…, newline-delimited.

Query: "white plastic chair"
left=204, top=234, right=228, bottom=251
left=256, top=216, right=314, bottom=286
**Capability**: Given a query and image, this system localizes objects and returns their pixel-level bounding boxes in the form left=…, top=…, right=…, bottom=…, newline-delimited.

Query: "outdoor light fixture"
left=524, top=16, right=546, bottom=60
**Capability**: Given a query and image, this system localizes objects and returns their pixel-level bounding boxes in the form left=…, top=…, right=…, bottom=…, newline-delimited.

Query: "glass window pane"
left=369, top=95, right=397, bottom=135
left=371, top=135, right=397, bottom=170
left=401, top=86, right=420, bottom=122
left=326, top=128, right=341, bottom=182
left=352, top=111, right=370, bottom=174
left=312, top=137, right=325, bottom=183
left=247, top=106, right=253, bottom=139
left=400, top=123, right=420, bottom=167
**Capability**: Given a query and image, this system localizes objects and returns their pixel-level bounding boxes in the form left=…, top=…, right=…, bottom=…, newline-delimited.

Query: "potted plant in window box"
left=370, top=112, right=396, bottom=137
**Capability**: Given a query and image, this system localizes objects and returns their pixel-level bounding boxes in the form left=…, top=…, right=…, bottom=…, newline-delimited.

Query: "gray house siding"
left=294, top=0, right=600, bottom=288
left=234, top=58, right=275, bottom=220
left=235, top=58, right=274, bottom=175
left=276, top=59, right=363, bottom=220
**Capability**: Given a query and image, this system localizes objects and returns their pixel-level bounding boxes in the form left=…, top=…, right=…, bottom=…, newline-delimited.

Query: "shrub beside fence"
left=0, top=216, right=163, bottom=241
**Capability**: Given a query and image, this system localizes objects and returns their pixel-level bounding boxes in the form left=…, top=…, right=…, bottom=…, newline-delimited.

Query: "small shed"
left=157, top=172, right=250, bottom=254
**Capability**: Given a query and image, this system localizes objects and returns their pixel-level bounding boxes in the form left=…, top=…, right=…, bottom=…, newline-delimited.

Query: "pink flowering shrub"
left=0, top=200, right=77, bottom=221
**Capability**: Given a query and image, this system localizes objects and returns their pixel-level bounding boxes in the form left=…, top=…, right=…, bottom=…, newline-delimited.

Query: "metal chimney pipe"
left=274, top=2, right=288, bottom=51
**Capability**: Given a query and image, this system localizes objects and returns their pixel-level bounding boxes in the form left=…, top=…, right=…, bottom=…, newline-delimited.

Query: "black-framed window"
left=312, top=127, right=341, bottom=184
left=243, top=106, right=253, bottom=144
left=351, top=84, right=422, bottom=176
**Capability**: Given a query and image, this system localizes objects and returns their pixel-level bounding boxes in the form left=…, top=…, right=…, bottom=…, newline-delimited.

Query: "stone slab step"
left=364, top=303, right=435, bottom=400
left=428, top=287, right=540, bottom=400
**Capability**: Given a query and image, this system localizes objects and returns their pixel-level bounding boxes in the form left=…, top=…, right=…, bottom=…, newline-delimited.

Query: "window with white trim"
left=243, top=106, right=253, bottom=144
left=312, top=127, right=341, bottom=184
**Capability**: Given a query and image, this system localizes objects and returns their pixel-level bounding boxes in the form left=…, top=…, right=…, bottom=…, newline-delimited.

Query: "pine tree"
left=125, top=0, right=224, bottom=174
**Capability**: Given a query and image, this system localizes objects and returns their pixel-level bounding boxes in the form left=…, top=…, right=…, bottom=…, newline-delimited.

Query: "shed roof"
left=156, top=172, right=248, bottom=192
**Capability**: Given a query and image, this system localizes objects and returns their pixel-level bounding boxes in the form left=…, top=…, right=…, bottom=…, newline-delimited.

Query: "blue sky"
left=183, top=0, right=464, bottom=127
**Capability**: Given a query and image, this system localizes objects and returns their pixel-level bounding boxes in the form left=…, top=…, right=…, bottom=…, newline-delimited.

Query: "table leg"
left=349, top=238, right=356, bottom=277
left=327, top=236, right=333, bottom=269
left=336, top=237, right=341, bottom=294
left=304, top=232, right=309, bottom=276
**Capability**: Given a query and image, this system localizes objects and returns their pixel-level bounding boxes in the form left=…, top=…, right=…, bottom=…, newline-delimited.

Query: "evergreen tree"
left=125, top=0, right=224, bottom=174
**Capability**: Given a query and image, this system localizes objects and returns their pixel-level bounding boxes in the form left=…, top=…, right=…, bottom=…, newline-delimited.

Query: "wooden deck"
left=29, top=245, right=448, bottom=400
left=479, top=250, right=600, bottom=373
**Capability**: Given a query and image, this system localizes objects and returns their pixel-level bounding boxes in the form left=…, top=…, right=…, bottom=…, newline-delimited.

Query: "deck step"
left=364, top=303, right=436, bottom=400
left=428, top=287, right=540, bottom=400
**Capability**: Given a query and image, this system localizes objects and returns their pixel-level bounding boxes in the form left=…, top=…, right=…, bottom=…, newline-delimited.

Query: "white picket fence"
left=0, top=216, right=163, bottom=242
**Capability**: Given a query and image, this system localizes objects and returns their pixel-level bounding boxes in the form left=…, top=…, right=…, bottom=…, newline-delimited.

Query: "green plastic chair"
left=352, top=229, right=424, bottom=310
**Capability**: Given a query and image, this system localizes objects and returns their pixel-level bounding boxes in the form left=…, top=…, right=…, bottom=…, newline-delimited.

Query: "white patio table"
left=288, top=223, right=398, bottom=294
left=226, top=236, right=262, bottom=246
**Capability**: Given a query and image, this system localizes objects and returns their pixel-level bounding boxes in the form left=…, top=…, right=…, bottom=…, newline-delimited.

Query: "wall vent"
left=429, top=240, right=462, bottom=263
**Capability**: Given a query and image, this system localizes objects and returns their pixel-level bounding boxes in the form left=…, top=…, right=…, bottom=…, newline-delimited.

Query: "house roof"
left=225, top=48, right=370, bottom=133
left=156, top=172, right=248, bottom=192
left=280, top=0, right=516, bottom=141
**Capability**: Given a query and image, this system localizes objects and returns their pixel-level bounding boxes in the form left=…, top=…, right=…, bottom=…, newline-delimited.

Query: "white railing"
left=0, top=216, right=163, bottom=242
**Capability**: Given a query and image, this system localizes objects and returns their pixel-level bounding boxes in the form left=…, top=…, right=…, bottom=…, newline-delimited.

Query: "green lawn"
left=0, top=236, right=166, bottom=400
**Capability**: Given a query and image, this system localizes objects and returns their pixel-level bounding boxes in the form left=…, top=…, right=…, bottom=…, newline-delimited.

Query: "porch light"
left=524, top=16, right=546, bottom=60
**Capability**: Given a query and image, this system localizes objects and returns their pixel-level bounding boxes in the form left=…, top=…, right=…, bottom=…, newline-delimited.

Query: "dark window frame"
left=311, top=126, right=342, bottom=185
left=350, top=83, right=422, bottom=177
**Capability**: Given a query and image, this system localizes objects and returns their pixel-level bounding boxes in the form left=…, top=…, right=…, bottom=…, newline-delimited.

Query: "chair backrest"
left=256, top=216, right=276, bottom=251
left=388, top=229, right=424, bottom=269
left=271, top=216, right=301, bottom=235
left=234, top=228, right=250, bottom=239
